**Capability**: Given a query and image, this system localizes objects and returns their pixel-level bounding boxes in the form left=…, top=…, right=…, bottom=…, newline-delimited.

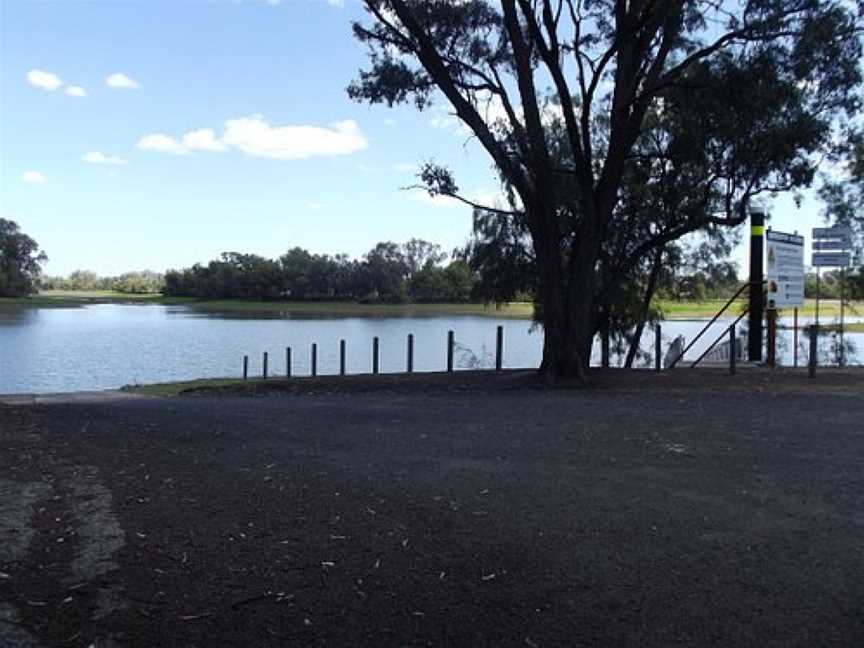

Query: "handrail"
left=689, top=308, right=749, bottom=368
left=666, top=281, right=758, bottom=369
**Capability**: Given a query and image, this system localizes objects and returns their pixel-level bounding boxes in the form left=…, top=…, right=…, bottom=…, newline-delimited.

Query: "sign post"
left=793, top=308, right=799, bottom=368
left=748, top=210, right=766, bottom=362
left=811, top=225, right=853, bottom=371
left=765, top=229, right=804, bottom=367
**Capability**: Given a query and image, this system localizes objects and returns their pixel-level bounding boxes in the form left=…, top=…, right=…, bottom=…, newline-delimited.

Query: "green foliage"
left=819, top=128, right=863, bottom=283
left=364, top=241, right=409, bottom=302
left=408, top=259, right=474, bottom=303
left=407, top=262, right=448, bottom=302
left=71, top=270, right=101, bottom=291
left=804, top=270, right=864, bottom=300
left=42, top=270, right=164, bottom=294
left=162, top=240, right=477, bottom=304
left=0, top=219, right=47, bottom=297
left=112, top=271, right=164, bottom=294
left=460, top=207, right=536, bottom=305
left=441, top=260, right=474, bottom=302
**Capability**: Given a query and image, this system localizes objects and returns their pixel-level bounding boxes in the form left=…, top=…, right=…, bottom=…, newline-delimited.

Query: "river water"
left=0, top=304, right=860, bottom=394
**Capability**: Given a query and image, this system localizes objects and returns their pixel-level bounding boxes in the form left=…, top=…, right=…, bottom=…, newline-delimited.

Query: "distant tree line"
left=163, top=240, right=476, bottom=303
left=41, top=270, right=165, bottom=294
left=7, top=214, right=860, bottom=307
left=804, top=271, right=864, bottom=301
left=656, top=262, right=741, bottom=302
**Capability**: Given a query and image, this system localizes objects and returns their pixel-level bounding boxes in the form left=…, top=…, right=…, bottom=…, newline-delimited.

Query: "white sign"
left=766, top=230, right=804, bottom=308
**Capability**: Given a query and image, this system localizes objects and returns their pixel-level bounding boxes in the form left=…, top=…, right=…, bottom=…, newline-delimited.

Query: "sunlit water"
left=0, top=304, right=860, bottom=394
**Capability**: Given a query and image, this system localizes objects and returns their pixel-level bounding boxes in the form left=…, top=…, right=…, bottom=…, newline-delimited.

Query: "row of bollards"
left=243, top=326, right=506, bottom=379
left=240, top=323, right=779, bottom=380
left=242, top=322, right=825, bottom=379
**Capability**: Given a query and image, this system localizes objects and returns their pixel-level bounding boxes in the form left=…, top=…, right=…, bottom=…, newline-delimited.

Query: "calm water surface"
left=0, top=305, right=543, bottom=394
left=0, top=304, right=860, bottom=394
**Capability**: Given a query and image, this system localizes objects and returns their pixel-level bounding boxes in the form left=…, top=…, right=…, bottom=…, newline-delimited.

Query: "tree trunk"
left=535, top=214, right=602, bottom=384
left=624, top=246, right=664, bottom=368
left=534, top=218, right=573, bottom=383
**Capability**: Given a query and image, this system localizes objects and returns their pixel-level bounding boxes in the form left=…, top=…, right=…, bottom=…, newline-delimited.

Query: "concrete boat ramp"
left=0, top=390, right=153, bottom=407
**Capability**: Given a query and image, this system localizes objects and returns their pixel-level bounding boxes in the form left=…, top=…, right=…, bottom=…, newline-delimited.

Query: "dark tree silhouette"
left=0, top=219, right=47, bottom=297
left=348, top=0, right=862, bottom=381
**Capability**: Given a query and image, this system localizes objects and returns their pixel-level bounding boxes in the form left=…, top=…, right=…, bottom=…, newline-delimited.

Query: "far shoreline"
left=0, top=290, right=860, bottom=323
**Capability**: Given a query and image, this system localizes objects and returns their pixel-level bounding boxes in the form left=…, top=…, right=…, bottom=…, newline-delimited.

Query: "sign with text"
left=813, top=239, right=852, bottom=252
left=812, top=226, right=853, bottom=240
left=812, top=252, right=851, bottom=267
left=812, top=225, right=853, bottom=268
left=766, top=230, right=804, bottom=308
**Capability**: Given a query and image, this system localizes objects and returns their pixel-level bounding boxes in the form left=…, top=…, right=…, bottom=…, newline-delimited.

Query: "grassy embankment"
left=1, top=290, right=535, bottom=318
left=1, top=291, right=861, bottom=330
left=0, top=290, right=165, bottom=308
left=654, top=298, right=864, bottom=332
left=654, top=298, right=860, bottom=318
left=124, top=378, right=248, bottom=397
left=655, top=299, right=864, bottom=333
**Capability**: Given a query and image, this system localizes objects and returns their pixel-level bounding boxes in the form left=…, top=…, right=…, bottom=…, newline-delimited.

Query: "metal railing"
left=667, top=281, right=759, bottom=369
left=689, top=311, right=748, bottom=368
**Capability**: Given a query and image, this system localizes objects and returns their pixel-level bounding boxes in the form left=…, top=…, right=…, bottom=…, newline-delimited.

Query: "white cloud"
left=83, top=151, right=126, bottom=165
left=27, top=69, right=63, bottom=91
left=137, top=116, right=368, bottom=160
left=326, top=0, right=345, bottom=6
left=137, top=134, right=188, bottom=155
left=221, top=116, right=368, bottom=159
left=384, top=118, right=397, bottom=126
left=105, top=72, right=140, bottom=89
left=21, top=171, right=47, bottom=184
left=182, top=128, right=227, bottom=152
left=306, top=202, right=325, bottom=210
left=394, top=163, right=416, bottom=173
left=65, top=85, right=87, bottom=97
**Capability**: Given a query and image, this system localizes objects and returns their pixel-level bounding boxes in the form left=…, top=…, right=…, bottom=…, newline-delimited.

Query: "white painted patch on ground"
left=664, top=443, right=688, bottom=454
left=0, top=482, right=49, bottom=648
left=0, top=468, right=128, bottom=633
left=0, top=480, right=50, bottom=563
left=0, top=603, right=44, bottom=647
left=65, top=467, right=126, bottom=619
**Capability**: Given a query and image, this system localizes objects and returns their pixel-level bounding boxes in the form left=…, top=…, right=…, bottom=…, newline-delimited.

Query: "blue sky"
left=0, top=0, right=828, bottom=277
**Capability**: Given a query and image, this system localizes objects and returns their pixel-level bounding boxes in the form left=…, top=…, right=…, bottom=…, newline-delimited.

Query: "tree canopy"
left=349, top=0, right=863, bottom=380
left=820, top=128, right=864, bottom=245
left=0, top=219, right=47, bottom=297
left=163, top=240, right=477, bottom=304
left=41, top=270, right=164, bottom=294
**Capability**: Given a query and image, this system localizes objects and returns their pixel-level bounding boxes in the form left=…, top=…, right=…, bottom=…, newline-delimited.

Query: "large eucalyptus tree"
left=349, top=0, right=862, bottom=380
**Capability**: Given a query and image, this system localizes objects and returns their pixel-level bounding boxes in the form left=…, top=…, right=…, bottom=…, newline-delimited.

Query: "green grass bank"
left=1, top=290, right=861, bottom=321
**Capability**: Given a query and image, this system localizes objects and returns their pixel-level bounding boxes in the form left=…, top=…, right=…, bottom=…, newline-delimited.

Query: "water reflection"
left=0, top=308, right=38, bottom=326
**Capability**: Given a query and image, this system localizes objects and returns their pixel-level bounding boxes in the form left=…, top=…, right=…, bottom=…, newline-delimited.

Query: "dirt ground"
left=1, top=369, right=863, bottom=647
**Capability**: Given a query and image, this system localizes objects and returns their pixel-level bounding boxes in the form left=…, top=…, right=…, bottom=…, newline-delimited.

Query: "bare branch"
left=402, top=184, right=520, bottom=217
